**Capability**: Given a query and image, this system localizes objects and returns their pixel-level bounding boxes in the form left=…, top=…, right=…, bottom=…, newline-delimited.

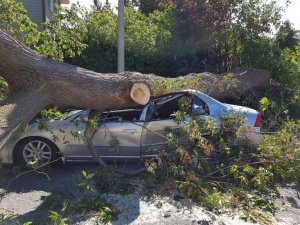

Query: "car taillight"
left=254, top=112, right=262, bottom=127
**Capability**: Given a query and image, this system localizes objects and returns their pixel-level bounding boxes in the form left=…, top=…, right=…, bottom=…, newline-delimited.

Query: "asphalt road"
left=0, top=163, right=299, bottom=225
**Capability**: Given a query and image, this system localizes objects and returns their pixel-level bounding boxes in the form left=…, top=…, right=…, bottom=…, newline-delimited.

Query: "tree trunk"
left=0, top=30, right=271, bottom=159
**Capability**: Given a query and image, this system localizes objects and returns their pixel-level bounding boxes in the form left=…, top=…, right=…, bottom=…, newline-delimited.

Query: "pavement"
left=0, top=163, right=299, bottom=225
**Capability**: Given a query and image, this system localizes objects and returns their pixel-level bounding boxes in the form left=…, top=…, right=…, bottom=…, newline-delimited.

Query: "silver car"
left=0, top=90, right=263, bottom=166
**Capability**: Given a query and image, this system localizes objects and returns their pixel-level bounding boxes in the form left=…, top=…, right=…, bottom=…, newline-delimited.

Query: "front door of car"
left=141, top=93, right=191, bottom=157
left=92, top=121, right=144, bottom=159
left=141, top=119, right=179, bottom=157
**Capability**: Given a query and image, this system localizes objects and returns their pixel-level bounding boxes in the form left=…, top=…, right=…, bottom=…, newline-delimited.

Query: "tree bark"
left=0, top=30, right=271, bottom=159
left=0, top=30, right=152, bottom=147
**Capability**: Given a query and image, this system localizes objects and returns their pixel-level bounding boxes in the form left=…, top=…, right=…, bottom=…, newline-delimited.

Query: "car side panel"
left=92, top=121, right=143, bottom=158
left=141, top=119, right=178, bottom=157
left=62, top=120, right=90, bottom=157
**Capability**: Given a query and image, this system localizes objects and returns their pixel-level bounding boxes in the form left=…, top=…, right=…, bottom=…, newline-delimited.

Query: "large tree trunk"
left=0, top=30, right=271, bottom=160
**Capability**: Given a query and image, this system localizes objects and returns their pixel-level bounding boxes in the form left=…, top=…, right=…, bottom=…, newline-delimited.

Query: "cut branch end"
left=130, top=83, right=150, bottom=105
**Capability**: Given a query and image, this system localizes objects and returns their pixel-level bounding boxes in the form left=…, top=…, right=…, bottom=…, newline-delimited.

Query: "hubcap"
left=23, top=140, right=52, bottom=164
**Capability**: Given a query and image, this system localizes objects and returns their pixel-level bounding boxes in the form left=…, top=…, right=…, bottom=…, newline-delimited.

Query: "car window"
left=66, top=110, right=84, bottom=119
left=99, top=109, right=143, bottom=122
left=152, top=94, right=191, bottom=120
left=191, top=97, right=209, bottom=115
left=72, top=110, right=90, bottom=123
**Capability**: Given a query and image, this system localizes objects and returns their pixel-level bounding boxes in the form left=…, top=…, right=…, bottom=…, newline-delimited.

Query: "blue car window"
left=191, top=97, right=209, bottom=115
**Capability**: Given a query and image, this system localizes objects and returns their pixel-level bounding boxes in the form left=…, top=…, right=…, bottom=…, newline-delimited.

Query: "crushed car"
left=0, top=90, right=263, bottom=166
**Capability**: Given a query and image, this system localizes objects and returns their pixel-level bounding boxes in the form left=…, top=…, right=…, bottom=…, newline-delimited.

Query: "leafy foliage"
left=2, top=0, right=299, bottom=223
left=0, top=0, right=39, bottom=46
left=40, top=173, right=118, bottom=225
left=77, top=170, right=95, bottom=193
left=40, top=109, right=67, bottom=120
left=0, top=0, right=87, bottom=63
left=70, top=3, right=175, bottom=75
left=35, top=4, right=88, bottom=61
left=151, top=76, right=201, bottom=95
left=242, top=35, right=300, bottom=100
left=71, top=196, right=118, bottom=224
left=49, top=211, right=68, bottom=225
left=95, top=166, right=135, bottom=195
left=145, top=108, right=299, bottom=221
left=258, top=120, right=300, bottom=182
left=0, top=78, right=8, bottom=100
left=276, top=20, right=300, bottom=50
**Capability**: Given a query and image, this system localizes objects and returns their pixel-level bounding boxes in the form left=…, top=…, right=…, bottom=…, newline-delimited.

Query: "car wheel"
left=14, top=138, right=59, bottom=167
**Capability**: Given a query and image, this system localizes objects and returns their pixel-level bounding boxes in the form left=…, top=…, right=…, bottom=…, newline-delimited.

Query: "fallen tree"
left=0, top=30, right=272, bottom=166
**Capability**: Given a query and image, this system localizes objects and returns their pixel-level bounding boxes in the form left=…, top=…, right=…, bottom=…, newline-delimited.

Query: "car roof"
left=153, top=90, right=194, bottom=99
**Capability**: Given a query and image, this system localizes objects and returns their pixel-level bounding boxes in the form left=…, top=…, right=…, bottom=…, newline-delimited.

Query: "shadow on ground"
left=274, top=183, right=300, bottom=225
left=1, top=163, right=300, bottom=225
left=0, top=162, right=143, bottom=224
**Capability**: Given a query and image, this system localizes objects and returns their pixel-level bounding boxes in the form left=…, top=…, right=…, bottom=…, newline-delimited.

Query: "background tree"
left=138, top=0, right=160, bottom=15
left=276, top=20, right=300, bottom=50
left=92, top=0, right=111, bottom=12
left=0, top=0, right=298, bottom=100
left=168, top=0, right=282, bottom=72
left=0, top=0, right=88, bottom=99
left=133, top=0, right=283, bottom=73
left=69, top=3, right=175, bottom=75
left=36, top=4, right=88, bottom=62
left=0, top=0, right=39, bottom=47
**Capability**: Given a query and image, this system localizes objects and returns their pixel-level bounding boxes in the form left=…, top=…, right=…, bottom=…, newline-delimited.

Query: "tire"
left=13, top=137, right=60, bottom=167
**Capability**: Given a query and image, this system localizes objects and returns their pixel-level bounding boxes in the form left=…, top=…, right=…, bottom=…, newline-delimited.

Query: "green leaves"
left=0, top=0, right=87, bottom=62
left=0, top=0, right=39, bottom=46
left=259, top=97, right=269, bottom=112
left=73, top=3, right=175, bottom=74
left=23, top=222, right=33, bottom=225
left=41, top=109, right=67, bottom=120
left=41, top=193, right=117, bottom=224
left=258, top=120, right=300, bottom=183
left=97, top=206, right=116, bottom=224
left=0, top=78, right=8, bottom=100
left=77, top=170, right=95, bottom=193
left=35, top=4, right=88, bottom=61
left=95, top=166, right=135, bottom=195
left=108, top=136, right=120, bottom=153
left=146, top=103, right=299, bottom=222
left=72, top=196, right=118, bottom=224
left=49, top=211, right=68, bottom=225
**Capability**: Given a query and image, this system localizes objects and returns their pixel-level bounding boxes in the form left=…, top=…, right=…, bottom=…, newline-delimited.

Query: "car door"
left=140, top=93, right=191, bottom=157
left=92, top=109, right=144, bottom=159
left=141, top=119, right=179, bottom=157
left=62, top=110, right=90, bottom=159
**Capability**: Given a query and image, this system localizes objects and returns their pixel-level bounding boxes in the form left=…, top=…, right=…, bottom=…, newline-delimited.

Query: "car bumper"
left=241, top=127, right=264, bottom=146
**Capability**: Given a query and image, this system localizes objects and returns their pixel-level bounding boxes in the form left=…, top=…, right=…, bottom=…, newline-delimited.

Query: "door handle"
left=123, top=129, right=137, bottom=135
